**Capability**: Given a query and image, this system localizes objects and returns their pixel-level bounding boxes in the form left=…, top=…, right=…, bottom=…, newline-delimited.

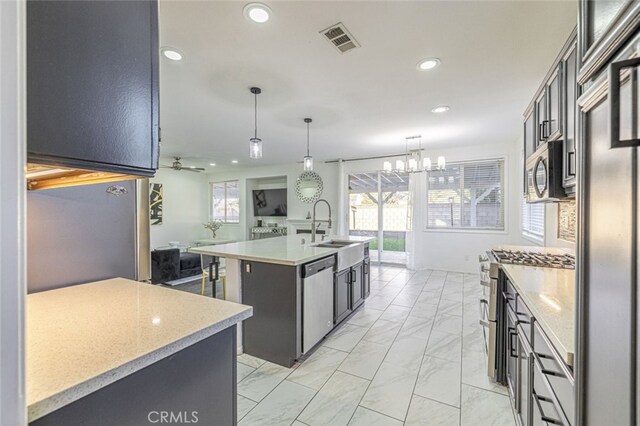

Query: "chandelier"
left=382, top=135, right=445, bottom=173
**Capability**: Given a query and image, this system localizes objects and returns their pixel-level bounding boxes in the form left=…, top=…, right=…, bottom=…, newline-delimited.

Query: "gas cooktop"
left=491, top=249, right=575, bottom=270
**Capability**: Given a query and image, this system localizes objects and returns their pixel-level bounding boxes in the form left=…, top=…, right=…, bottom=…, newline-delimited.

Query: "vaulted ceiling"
left=159, top=0, right=577, bottom=171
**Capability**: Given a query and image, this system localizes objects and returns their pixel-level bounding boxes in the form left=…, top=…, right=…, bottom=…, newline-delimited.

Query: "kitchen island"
left=190, top=235, right=374, bottom=367
left=27, top=278, right=252, bottom=425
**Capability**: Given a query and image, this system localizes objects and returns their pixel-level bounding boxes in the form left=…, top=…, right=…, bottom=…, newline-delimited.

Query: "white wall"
left=0, top=0, right=26, bottom=423
left=208, top=162, right=339, bottom=241
left=341, top=141, right=525, bottom=273
left=149, top=168, right=211, bottom=248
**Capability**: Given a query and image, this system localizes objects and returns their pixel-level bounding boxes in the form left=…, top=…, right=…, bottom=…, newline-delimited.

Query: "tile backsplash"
left=558, top=201, right=576, bottom=243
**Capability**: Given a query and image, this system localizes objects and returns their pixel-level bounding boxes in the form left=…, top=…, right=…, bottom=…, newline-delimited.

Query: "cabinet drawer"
left=533, top=322, right=574, bottom=424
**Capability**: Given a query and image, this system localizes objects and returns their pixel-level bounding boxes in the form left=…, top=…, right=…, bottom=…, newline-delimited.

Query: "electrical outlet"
left=245, top=264, right=251, bottom=273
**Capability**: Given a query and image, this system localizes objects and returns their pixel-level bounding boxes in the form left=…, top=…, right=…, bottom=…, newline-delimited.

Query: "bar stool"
left=200, top=254, right=227, bottom=299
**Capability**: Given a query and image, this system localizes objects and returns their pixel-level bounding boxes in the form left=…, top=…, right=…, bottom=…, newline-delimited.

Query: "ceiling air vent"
left=320, top=22, right=360, bottom=54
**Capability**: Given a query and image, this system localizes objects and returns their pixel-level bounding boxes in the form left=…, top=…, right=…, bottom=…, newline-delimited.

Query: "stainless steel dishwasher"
left=302, top=255, right=336, bottom=353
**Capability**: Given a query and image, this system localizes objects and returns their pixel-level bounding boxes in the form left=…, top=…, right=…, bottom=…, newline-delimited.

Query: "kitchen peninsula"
left=190, top=235, right=373, bottom=367
left=27, top=279, right=252, bottom=425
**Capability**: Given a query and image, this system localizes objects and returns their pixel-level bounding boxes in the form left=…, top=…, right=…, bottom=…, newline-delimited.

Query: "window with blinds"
left=521, top=197, right=545, bottom=241
left=426, top=159, right=505, bottom=230
left=211, top=181, right=240, bottom=223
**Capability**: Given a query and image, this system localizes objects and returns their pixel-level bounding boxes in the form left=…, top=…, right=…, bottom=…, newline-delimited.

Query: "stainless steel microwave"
left=526, top=141, right=567, bottom=203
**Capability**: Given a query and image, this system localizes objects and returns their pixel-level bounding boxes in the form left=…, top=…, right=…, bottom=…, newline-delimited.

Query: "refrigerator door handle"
left=609, top=57, right=640, bottom=148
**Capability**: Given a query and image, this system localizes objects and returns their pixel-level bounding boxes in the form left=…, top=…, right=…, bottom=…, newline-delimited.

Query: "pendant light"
left=249, top=87, right=263, bottom=159
left=381, top=135, right=446, bottom=173
left=303, top=118, right=313, bottom=171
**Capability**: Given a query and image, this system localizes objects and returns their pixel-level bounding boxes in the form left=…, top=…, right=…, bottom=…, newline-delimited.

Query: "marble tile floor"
left=235, top=265, right=517, bottom=426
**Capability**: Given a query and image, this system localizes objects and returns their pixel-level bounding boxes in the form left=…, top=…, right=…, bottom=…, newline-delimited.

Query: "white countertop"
left=189, top=234, right=375, bottom=266
left=27, top=278, right=252, bottom=422
left=500, top=264, right=575, bottom=366
left=492, top=244, right=575, bottom=256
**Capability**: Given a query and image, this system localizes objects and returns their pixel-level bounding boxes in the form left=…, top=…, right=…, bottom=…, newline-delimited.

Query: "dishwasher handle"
left=302, top=256, right=336, bottom=278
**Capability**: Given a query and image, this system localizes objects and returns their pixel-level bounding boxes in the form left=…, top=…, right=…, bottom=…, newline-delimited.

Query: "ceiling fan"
left=161, top=157, right=205, bottom=172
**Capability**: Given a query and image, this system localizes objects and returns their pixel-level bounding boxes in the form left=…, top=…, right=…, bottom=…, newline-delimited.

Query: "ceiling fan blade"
left=182, top=168, right=202, bottom=172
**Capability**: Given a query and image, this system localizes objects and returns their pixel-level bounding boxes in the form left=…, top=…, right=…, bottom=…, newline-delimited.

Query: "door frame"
left=0, top=0, right=27, bottom=423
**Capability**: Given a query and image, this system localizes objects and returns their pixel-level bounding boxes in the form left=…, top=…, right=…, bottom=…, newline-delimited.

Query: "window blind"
left=211, top=181, right=240, bottom=223
left=521, top=197, right=545, bottom=240
left=426, top=159, right=505, bottom=230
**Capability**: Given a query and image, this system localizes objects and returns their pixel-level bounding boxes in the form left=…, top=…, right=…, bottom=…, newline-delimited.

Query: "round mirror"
left=534, top=157, right=547, bottom=197
left=295, top=171, right=324, bottom=204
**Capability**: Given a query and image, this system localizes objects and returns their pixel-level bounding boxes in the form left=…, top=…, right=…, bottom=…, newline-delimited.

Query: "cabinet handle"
left=532, top=352, right=571, bottom=425
left=539, top=123, right=545, bottom=141
left=539, top=120, right=550, bottom=141
left=515, top=312, right=530, bottom=325
left=532, top=390, right=564, bottom=425
left=567, top=151, right=576, bottom=176
left=609, top=57, right=640, bottom=148
left=508, top=329, right=518, bottom=358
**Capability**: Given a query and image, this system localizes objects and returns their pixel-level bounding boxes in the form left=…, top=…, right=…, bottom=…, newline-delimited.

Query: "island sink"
left=314, top=240, right=364, bottom=271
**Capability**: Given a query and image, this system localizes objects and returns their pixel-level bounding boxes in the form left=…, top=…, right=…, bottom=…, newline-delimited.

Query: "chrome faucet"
left=312, top=199, right=332, bottom=243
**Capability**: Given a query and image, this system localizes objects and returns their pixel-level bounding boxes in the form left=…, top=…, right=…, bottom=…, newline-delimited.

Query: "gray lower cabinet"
left=31, top=327, right=237, bottom=426
left=334, top=263, right=365, bottom=325
left=334, top=268, right=352, bottom=324
left=242, top=261, right=301, bottom=367
left=503, top=278, right=574, bottom=426
left=363, top=257, right=371, bottom=298
left=352, top=263, right=365, bottom=309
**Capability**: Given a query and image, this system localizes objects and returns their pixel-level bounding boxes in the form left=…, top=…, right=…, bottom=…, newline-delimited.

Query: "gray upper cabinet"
left=523, top=29, right=577, bottom=198
left=547, top=64, right=563, bottom=141
left=523, top=108, right=536, bottom=195
left=578, top=0, right=640, bottom=84
left=27, top=0, right=160, bottom=176
left=562, top=46, right=578, bottom=195
left=535, top=90, right=548, bottom=145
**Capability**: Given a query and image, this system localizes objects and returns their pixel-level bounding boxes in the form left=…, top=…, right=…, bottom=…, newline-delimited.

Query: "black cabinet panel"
left=31, top=328, right=237, bottom=426
left=363, top=258, right=371, bottom=299
left=352, top=263, right=364, bottom=309
left=27, top=0, right=159, bottom=175
left=334, top=269, right=351, bottom=324
left=242, top=261, right=300, bottom=367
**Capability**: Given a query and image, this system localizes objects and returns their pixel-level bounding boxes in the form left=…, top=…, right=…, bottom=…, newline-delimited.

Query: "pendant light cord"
left=254, top=92, right=258, bottom=140
left=306, top=121, right=310, bottom=156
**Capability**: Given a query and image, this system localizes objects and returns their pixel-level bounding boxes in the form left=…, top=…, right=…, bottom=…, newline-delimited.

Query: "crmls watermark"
left=147, top=411, right=199, bottom=424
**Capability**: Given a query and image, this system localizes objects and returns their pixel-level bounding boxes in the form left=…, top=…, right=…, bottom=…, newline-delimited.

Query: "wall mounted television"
left=252, top=189, right=287, bottom=217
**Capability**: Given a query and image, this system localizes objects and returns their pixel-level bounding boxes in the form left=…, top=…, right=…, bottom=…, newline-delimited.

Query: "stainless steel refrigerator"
left=576, top=2, right=640, bottom=424
left=27, top=179, right=150, bottom=293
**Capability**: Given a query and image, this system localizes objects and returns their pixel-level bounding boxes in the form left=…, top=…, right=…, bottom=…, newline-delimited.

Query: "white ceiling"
left=159, top=0, right=577, bottom=172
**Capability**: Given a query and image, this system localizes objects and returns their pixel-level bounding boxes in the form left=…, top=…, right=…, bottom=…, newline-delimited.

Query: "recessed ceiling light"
left=209, top=163, right=216, bottom=166
left=417, top=58, right=440, bottom=71
left=231, top=160, right=239, bottom=164
left=431, top=105, right=450, bottom=113
left=244, top=3, right=271, bottom=23
left=189, top=166, right=195, bottom=169
left=161, top=48, right=183, bottom=61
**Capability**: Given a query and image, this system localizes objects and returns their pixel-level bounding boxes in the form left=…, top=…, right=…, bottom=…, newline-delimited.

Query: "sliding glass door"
left=348, top=172, right=410, bottom=265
